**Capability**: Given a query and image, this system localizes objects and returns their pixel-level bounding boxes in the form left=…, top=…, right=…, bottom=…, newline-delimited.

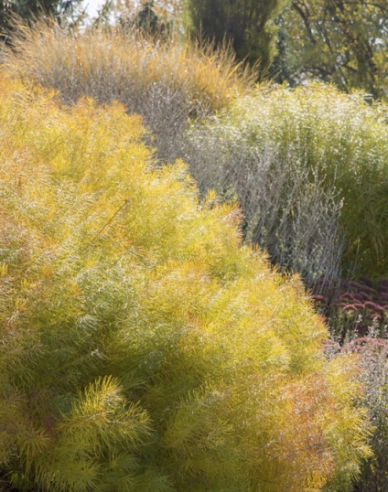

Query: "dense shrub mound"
left=184, top=83, right=388, bottom=281
left=2, top=20, right=254, bottom=164
left=0, top=76, right=370, bottom=492
left=6, top=22, right=388, bottom=286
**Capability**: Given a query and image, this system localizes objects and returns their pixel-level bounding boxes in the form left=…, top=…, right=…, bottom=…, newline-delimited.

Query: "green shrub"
left=0, top=76, right=371, bottom=491
left=184, top=83, right=388, bottom=281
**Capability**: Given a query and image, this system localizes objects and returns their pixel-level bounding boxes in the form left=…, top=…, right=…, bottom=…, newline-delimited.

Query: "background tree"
left=0, top=0, right=80, bottom=40
left=184, top=0, right=289, bottom=75
left=131, top=1, right=173, bottom=38
left=275, top=0, right=388, bottom=98
left=98, top=0, right=182, bottom=37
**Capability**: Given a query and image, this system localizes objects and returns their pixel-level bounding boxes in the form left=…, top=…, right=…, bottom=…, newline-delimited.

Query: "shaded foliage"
left=184, top=0, right=287, bottom=74
left=0, top=0, right=79, bottom=41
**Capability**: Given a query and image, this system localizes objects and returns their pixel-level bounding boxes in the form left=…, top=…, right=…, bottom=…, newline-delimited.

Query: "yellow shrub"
left=0, top=75, right=370, bottom=491
left=2, top=19, right=255, bottom=164
left=3, top=20, right=253, bottom=118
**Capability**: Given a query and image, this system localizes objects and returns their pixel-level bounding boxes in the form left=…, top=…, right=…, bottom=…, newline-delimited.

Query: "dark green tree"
left=184, top=0, right=289, bottom=75
left=111, top=1, right=173, bottom=40
left=135, top=0, right=158, bottom=31
left=0, top=0, right=78, bottom=40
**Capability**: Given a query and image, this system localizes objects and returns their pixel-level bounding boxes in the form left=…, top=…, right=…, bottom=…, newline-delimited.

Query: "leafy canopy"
left=275, top=0, right=388, bottom=99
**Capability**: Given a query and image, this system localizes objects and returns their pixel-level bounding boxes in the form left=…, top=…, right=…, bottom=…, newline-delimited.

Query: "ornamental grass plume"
left=0, top=75, right=371, bottom=492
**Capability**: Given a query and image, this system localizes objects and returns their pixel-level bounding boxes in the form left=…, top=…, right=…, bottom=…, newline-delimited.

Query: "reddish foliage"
left=339, top=292, right=355, bottom=300
left=364, top=301, right=378, bottom=310
left=311, top=277, right=388, bottom=344
left=359, top=276, right=374, bottom=288
left=343, top=304, right=357, bottom=311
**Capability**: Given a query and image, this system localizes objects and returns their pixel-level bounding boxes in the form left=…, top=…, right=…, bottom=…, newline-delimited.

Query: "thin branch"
left=81, top=198, right=131, bottom=252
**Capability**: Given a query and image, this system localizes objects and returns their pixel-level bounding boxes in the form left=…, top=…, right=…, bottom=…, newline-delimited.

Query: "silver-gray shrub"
left=190, top=85, right=388, bottom=281
left=356, top=354, right=388, bottom=491
left=181, top=120, right=344, bottom=292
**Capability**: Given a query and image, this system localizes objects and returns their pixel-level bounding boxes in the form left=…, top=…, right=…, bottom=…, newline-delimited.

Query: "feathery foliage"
left=184, top=83, right=388, bottom=281
left=4, top=20, right=388, bottom=282
left=2, top=19, right=255, bottom=163
left=0, top=75, right=371, bottom=491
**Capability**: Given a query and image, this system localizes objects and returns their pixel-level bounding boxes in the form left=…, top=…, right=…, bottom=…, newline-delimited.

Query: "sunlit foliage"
left=275, top=0, right=388, bottom=99
left=185, top=83, right=388, bottom=280
left=2, top=19, right=255, bottom=162
left=7, top=21, right=388, bottom=282
left=0, top=76, right=371, bottom=491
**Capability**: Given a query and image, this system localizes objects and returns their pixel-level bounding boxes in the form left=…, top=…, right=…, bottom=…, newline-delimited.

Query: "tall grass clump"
left=2, top=18, right=254, bottom=163
left=182, top=134, right=345, bottom=291
left=183, top=83, right=388, bottom=282
left=0, top=75, right=371, bottom=491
